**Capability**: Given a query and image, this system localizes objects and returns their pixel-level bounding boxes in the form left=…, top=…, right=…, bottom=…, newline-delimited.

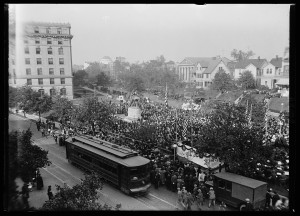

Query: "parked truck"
left=213, top=172, right=267, bottom=210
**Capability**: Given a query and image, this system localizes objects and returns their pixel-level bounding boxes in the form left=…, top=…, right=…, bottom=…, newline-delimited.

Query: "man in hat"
left=265, top=188, right=273, bottom=208
left=208, top=187, right=216, bottom=208
left=244, top=198, right=254, bottom=211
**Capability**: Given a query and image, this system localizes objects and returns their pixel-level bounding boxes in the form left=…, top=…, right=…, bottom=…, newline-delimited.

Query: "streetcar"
left=65, top=135, right=151, bottom=195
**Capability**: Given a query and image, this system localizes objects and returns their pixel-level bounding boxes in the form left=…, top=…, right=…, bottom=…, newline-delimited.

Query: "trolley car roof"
left=214, top=172, right=267, bottom=189
left=67, top=136, right=150, bottom=167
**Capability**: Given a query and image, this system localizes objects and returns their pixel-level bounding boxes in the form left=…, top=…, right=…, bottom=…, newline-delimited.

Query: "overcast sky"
left=13, top=4, right=290, bottom=65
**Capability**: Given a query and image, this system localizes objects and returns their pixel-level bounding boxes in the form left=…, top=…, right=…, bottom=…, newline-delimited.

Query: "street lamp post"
left=172, top=143, right=177, bottom=161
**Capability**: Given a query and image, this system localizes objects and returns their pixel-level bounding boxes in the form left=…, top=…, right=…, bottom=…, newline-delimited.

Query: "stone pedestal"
left=128, top=106, right=141, bottom=119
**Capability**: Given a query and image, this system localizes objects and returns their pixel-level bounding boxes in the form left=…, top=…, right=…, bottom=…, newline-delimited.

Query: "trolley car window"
left=96, top=159, right=117, bottom=174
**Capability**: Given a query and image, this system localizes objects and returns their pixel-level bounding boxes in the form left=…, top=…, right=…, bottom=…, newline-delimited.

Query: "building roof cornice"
left=24, top=21, right=71, bottom=28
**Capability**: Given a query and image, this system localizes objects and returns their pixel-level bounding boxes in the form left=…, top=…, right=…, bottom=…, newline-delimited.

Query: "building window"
left=24, top=39, right=28, bottom=44
left=25, top=47, right=29, bottom=54
left=48, top=47, right=53, bottom=54
left=57, top=28, right=62, bottom=34
left=284, top=65, right=289, bottom=74
left=12, top=59, right=15, bottom=65
left=59, top=58, right=64, bottom=65
left=48, top=58, right=53, bottom=65
left=61, top=78, right=65, bottom=84
left=35, top=38, right=40, bottom=44
left=270, top=69, right=272, bottom=74
left=25, top=58, right=30, bottom=65
left=219, top=67, right=223, bottom=71
left=50, top=89, right=56, bottom=96
left=38, top=78, right=43, bottom=85
left=49, top=68, right=54, bottom=75
left=37, top=68, right=43, bottom=75
left=36, top=47, right=41, bottom=54
left=34, top=27, right=39, bottom=33
left=13, top=69, right=16, bottom=77
left=47, top=38, right=52, bottom=45
left=26, top=68, right=31, bottom=75
left=60, top=68, right=65, bottom=75
left=46, top=28, right=51, bottom=34
left=267, top=69, right=269, bottom=74
left=27, top=79, right=32, bottom=85
left=38, top=89, right=45, bottom=96
left=58, top=47, right=63, bottom=55
left=14, top=79, right=16, bottom=84
left=58, top=39, right=63, bottom=45
left=37, top=58, right=42, bottom=65
left=265, top=81, right=267, bottom=86
left=60, top=88, right=66, bottom=95
left=50, top=78, right=55, bottom=84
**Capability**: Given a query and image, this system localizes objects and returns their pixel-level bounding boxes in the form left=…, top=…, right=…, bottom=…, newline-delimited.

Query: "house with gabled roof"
left=260, top=47, right=289, bottom=92
left=233, top=57, right=268, bottom=86
left=177, top=56, right=231, bottom=89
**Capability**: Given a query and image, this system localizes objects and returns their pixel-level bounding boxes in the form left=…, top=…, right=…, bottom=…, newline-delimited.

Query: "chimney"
left=276, top=55, right=278, bottom=60
left=258, top=56, right=260, bottom=61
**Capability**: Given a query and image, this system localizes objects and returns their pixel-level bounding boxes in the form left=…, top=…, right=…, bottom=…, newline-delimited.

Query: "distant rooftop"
left=24, top=21, right=71, bottom=27
left=234, top=59, right=267, bottom=69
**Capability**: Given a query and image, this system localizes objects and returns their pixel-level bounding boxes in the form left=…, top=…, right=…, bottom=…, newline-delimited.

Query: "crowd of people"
left=34, top=90, right=289, bottom=211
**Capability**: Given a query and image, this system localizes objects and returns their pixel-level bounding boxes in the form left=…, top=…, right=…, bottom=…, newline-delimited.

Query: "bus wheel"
left=239, top=203, right=246, bottom=211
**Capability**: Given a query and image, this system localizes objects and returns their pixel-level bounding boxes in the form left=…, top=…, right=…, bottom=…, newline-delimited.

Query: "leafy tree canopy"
left=41, top=172, right=121, bottom=211
left=15, top=86, right=53, bottom=116
left=73, top=70, right=88, bottom=87
left=211, top=70, right=234, bottom=92
left=238, top=70, right=256, bottom=89
left=231, top=49, right=255, bottom=61
left=17, top=129, right=52, bottom=182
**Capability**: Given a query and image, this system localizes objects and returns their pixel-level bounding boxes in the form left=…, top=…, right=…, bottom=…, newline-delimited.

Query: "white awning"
left=276, top=79, right=289, bottom=85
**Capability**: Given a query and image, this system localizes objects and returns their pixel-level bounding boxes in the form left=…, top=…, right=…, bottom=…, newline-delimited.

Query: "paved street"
left=9, top=113, right=235, bottom=211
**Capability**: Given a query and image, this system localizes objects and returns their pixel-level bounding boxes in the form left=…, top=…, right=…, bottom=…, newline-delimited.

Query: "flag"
left=182, top=118, right=188, bottom=139
left=248, top=103, right=252, bottom=128
left=245, top=100, right=248, bottom=116
left=165, top=83, right=168, bottom=108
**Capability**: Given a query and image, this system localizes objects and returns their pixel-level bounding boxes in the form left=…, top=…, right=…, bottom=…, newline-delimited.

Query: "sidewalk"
left=10, top=108, right=62, bottom=129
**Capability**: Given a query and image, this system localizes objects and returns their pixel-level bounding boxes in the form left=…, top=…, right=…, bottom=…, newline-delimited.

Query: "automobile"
left=213, top=172, right=267, bottom=211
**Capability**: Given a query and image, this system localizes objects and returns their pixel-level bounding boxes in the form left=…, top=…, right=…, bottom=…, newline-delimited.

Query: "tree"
left=231, top=49, right=255, bottom=61
left=194, top=102, right=272, bottom=177
left=41, top=172, right=121, bottom=210
left=95, top=71, right=111, bottom=87
left=85, top=62, right=102, bottom=80
left=9, top=86, right=18, bottom=108
left=7, top=130, right=25, bottom=211
left=15, top=86, right=53, bottom=118
left=17, top=129, right=52, bottom=182
left=211, top=70, right=234, bottom=92
left=73, top=70, right=88, bottom=87
left=51, top=95, right=74, bottom=123
left=238, top=70, right=256, bottom=89
left=73, top=97, right=115, bottom=134
left=119, top=71, right=145, bottom=93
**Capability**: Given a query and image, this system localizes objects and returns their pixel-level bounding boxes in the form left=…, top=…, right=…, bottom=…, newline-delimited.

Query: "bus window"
left=225, top=181, right=232, bottom=192
left=218, top=180, right=225, bottom=189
